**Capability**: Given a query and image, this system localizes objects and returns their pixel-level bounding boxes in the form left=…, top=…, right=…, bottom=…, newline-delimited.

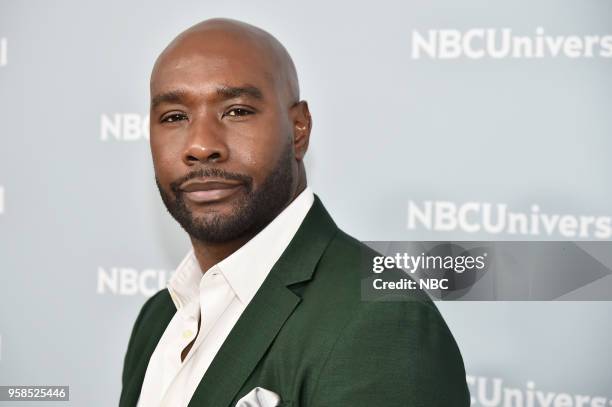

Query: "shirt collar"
left=167, top=187, right=315, bottom=309
left=167, top=250, right=201, bottom=309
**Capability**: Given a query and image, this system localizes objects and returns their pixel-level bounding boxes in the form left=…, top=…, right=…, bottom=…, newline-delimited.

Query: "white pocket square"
left=235, top=386, right=281, bottom=407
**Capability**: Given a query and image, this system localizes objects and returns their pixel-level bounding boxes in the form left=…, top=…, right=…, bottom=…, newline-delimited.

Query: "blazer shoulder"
left=318, top=228, right=433, bottom=302
left=320, top=228, right=380, bottom=268
left=306, top=230, right=469, bottom=405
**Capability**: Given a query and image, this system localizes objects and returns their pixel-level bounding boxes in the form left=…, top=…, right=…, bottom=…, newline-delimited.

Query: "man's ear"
left=290, top=100, right=312, bottom=161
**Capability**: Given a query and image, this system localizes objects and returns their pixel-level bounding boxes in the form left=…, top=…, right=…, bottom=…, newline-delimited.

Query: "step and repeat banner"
left=1, top=0, right=611, bottom=405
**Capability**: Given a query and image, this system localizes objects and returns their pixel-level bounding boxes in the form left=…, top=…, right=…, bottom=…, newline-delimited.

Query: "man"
left=120, top=18, right=469, bottom=407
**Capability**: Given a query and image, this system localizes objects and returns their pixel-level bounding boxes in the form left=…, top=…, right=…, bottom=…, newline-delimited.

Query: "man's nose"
left=181, top=117, right=229, bottom=166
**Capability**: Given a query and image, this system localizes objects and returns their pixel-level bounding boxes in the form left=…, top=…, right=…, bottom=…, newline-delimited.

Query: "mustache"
left=169, top=167, right=253, bottom=195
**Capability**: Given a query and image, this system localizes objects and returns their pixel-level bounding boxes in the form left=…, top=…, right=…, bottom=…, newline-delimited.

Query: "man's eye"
left=225, top=108, right=253, bottom=118
left=161, top=113, right=188, bottom=123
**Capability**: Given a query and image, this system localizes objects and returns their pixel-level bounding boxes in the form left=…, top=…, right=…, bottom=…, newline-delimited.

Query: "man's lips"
left=180, top=179, right=244, bottom=204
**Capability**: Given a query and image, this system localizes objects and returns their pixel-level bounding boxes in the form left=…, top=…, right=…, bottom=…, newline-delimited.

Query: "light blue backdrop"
left=1, top=1, right=611, bottom=405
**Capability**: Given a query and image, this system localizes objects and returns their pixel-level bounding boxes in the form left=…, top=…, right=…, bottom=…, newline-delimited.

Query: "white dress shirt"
left=137, top=187, right=314, bottom=407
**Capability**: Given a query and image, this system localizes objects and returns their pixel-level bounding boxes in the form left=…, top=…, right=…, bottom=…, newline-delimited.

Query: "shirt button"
left=182, top=330, right=194, bottom=339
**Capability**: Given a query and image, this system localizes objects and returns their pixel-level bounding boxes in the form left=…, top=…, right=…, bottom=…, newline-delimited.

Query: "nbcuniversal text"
left=407, top=201, right=612, bottom=239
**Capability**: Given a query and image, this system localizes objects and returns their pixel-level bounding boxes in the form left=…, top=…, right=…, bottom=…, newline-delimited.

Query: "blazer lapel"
left=188, top=195, right=338, bottom=407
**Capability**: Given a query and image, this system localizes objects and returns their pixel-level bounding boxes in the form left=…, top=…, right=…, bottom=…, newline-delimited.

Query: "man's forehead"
left=150, top=19, right=299, bottom=104
left=151, top=38, right=276, bottom=95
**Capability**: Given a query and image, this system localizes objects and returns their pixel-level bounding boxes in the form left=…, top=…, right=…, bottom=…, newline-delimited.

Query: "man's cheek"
left=155, top=154, right=182, bottom=180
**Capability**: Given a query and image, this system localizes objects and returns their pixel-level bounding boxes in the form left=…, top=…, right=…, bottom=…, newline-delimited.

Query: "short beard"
left=156, top=144, right=294, bottom=244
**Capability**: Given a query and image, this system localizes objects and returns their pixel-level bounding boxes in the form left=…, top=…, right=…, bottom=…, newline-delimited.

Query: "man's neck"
left=190, top=233, right=254, bottom=275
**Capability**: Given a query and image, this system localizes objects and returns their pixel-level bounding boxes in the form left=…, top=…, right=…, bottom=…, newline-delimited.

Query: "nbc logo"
left=0, top=38, right=6, bottom=67
left=97, top=266, right=172, bottom=296
left=0, top=186, right=5, bottom=214
left=100, top=114, right=150, bottom=141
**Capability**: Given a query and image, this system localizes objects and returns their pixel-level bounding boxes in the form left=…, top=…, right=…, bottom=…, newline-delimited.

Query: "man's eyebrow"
left=216, top=85, right=263, bottom=101
left=150, top=90, right=186, bottom=110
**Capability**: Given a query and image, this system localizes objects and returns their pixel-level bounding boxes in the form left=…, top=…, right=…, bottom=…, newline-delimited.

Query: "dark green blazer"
left=119, top=196, right=470, bottom=406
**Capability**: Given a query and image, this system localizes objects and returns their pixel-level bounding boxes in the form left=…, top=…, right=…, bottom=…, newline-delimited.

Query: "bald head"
left=151, top=18, right=300, bottom=105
